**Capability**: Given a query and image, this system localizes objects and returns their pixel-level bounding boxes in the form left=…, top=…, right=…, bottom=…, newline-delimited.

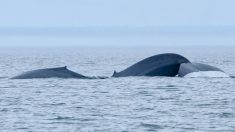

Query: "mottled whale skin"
left=112, top=53, right=190, bottom=77
left=12, top=66, right=90, bottom=79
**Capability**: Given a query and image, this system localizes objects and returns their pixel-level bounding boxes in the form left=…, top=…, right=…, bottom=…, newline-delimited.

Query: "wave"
left=0, top=77, right=8, bottom=79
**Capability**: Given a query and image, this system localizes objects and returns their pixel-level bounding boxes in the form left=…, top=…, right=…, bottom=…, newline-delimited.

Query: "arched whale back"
left=178, top=63, right=227, bottom=77
left=113, top=53, right=190, bottom=77
left=12, top=66, right=89, bottom=79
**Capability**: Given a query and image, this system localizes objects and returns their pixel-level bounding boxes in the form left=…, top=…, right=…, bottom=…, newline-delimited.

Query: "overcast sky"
left=0, top=0, right=235, bottom=27
left=0, top=0, right=235, bottom=47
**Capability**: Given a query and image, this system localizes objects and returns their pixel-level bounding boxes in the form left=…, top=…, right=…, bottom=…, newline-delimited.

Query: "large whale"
left=12, top=53, right=229, bottom=79
left=112, top=53, right=228, bottom=78
left=112, top=53, right=191, bottom=77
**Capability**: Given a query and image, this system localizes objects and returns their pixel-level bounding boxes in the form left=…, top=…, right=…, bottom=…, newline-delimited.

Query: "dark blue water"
left=0, top=47, right=235, bottom=131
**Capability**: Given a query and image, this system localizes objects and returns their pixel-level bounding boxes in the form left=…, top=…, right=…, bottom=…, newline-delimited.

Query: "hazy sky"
left=0, top=0, right=235, bottom=27
left=0, top=0, right=235, bottom=47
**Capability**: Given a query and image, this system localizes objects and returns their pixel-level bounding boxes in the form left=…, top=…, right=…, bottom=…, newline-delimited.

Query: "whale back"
left=113, top=53, right=190, bottom=77
left=12, top=66, right=88, bottom=79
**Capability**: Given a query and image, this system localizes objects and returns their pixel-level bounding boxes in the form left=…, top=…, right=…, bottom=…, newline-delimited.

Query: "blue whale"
left=112, top=53, right=190, bottom=77
left=11, top=66, right=89, bottom=79
left=12, top=53, right=228, bottom=79
left=12, top=66, right=108, bottom=79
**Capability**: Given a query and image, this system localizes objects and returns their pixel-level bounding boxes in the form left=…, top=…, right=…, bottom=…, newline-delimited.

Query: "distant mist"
left=0, top=27, right=235, bottom=36
left=0, top=26, right=235, bottom=47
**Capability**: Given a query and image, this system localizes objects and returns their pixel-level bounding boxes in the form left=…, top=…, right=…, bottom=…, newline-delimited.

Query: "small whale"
left=12, top=66, right=90, bottom=79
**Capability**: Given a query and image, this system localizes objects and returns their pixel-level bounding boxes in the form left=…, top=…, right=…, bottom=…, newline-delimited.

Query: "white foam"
left=184, top=71, right=230, bottom=78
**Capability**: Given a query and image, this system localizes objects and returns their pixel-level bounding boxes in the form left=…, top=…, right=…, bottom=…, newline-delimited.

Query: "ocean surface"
left=0, top=47, right=235, bottom=132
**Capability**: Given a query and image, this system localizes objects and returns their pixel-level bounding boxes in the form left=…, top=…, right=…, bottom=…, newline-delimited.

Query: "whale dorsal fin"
left=112, top=70, right=117, bottom=77
left=54, top=66, right=67, bottom=70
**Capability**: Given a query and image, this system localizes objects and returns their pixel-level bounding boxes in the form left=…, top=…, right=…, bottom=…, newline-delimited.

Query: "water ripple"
left=0, top=48, right=235, bottom=131
left=140, top=122, right=163, bottom=130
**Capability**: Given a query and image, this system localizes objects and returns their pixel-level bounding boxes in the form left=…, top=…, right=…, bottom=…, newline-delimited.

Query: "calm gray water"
left=0, top=47, right=235, bottom=132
